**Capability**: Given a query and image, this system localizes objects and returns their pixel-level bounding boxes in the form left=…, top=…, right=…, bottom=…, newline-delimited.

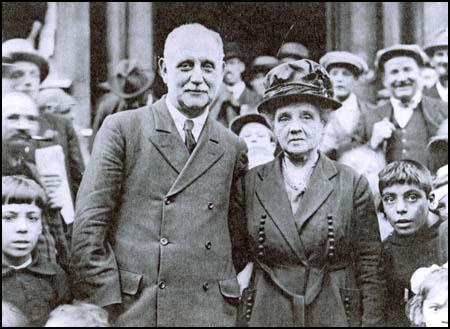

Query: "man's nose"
left=190, top=65, right=203, bottom=84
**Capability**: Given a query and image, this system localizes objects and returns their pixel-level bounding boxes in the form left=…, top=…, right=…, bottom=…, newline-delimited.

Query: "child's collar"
left=2, top=250, right=57, bottom=277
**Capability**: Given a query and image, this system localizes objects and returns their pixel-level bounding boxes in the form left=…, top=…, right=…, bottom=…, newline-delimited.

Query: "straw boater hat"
left=2, top=38, right=49, bottom=82
left=424, top=28, right=448, bottom=56
left=374, top=44, right=429, bottom=72
left=257, top=59, right=341, bottom=113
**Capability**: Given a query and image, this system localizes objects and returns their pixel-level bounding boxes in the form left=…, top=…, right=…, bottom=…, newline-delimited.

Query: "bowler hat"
left=229, top=113, right=272, bottom=135
left=319, top=51, right=368, bottom=76
left=102, top=59, right=154, bottom=99
left=278, top=42, right=310, bottom=61
left=424, top=28, right=448, bottom=56
left=258, top=59, right=341, bottom=113
left=375, top=44, right=429, bottom=71
left=2, top=38, right=49, bottom=82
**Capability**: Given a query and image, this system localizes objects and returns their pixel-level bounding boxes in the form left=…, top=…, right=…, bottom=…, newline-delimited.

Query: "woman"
left=238, top=60, right=385, bottom=327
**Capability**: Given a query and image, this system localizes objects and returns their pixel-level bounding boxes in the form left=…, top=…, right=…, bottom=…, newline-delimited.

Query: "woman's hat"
left=229, top=113, right=272, bottom=135
left=101, top=59, right=154, bottom=99
left=2, top=38, right=49, bottom=82
left=258, top=59, right=341, bottom=113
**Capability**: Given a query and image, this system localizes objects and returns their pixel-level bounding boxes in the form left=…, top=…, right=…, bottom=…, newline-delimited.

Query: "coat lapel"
left=167, top=116, right=225, bottom=197
left=148, top=98, right=190, bottom=174
left=294, top=154, right=337, bottom=232
left=255, top=158, right=307, bottom=262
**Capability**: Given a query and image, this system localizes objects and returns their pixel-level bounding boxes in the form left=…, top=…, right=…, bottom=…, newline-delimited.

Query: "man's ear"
left=158, top=57, right=168, bottom=84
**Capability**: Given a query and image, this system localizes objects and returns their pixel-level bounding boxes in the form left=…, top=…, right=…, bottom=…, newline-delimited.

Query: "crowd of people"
left=1, top=19, right=448, bottom=327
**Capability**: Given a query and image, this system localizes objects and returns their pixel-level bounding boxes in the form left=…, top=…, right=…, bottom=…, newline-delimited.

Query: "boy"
left=230, top=113, right=276, bottom=169
left=2, top=176, right=71, bottom=326
left=378, top=161, right=442, bottom=327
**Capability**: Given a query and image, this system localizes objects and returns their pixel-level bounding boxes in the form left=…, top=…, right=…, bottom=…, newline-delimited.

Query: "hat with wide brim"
left=102, top=59, right=154, bottom=99
left=2, top=38, right=49, bottom=82
left=374, top=44, right=429, bottom=72
left=258, top=59, right=341, bottom=113
left=229, top=113, right=272, bottom=135
left=319, top=51, right=368, bottom=76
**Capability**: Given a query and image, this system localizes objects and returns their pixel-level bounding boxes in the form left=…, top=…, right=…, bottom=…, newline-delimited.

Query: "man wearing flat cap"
left=319, top=51, right=371, bottom=158
left=277, top=42, right=310, bottom=63
left=238, top=59, right=384, bottom=327
left=210, top=42, right=257, bottom=126
left=355, top=44, right=447, bottom=166
left=424, top=28, right=448, bottom=102
left=246, top=55, right=279, bottom=100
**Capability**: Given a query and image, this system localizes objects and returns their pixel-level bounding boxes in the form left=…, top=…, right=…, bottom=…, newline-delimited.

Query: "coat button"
left=208, top=202, right=214, bottom=209
left=258, top=237, right=265, bottom=243
left=258, top=245, right=264, bottom=250
left=258, top=231, right=265, bottom=237
left=159, top=281, right=166, bottom=289
left=246, top=314, right=251, bottom=321
left=258, top=251, right=264, bottom=257
left=203, top=282, right=209, bottom=291
left=205, top=241, right=212, bottom=249
left=247, top=296, right=253, bottom=302
left=164, top=198, right=171, bottom=205
left=261, top=214, right=267, bottom=219
left=260, top=219, right=266, bottom=225
left=160, top=237, right=168, bottom=246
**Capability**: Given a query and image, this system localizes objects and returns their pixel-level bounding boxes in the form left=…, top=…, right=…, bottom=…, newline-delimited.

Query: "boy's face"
left=381, top=183, right=429, bottom=236
left=2, top=203, right=42, bottom=266
left=239, top=122, right=274, bottom=152
left=423, top=285, right=448, bottom=327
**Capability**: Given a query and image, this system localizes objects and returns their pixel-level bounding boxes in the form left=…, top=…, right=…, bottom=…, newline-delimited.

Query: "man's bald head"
left=163, top=23, right=224, bottom=61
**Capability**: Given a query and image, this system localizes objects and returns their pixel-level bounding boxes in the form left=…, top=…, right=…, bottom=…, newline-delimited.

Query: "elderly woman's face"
left=273, top=102, right=326, bottom=158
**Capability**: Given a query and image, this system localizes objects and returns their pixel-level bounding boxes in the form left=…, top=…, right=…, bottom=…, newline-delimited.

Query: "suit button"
left=258, top=231, right=265, bottom=237
left=258, top=245, right=264, bottom=250
left=247, top=302, right=253, bottom=307
left=208, top=202, right=214, bottom=209
left=247, top=296, right=253, bottom=302
left=159, top=281, right=166, bottom=289
left=203, top=282, right=209, bottom=291
left=261, top=214, right=267, bottom=219
left=258, top=251, right=264, bottom=257
left=258, top=237, right=265, bottom=243
left=160, top=237, right=168, bottom=246
left=260, top=219, right=266, bottom=225
left=246, top=314, right=251, bottom=321
left=205, top=241, right=212, bottom=249
left=164, top=198, right=171, bottom=205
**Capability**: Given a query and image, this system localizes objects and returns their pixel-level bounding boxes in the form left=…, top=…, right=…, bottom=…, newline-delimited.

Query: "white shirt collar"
left=436, top=80, right=448, bottom=102
left=165, top=98, right=208, bottom=142
left=228, top=81, right=246, bottom=100
left=390, top=91, right=422, bottom=128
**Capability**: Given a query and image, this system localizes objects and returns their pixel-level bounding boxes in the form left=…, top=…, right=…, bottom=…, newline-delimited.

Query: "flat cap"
left=319, top=51, right=368, bottom=76
left=248, top=56, right=280, bottom=76
left=424, top=28, right=448, bottom=56
left=278, top=42, right=310, bottom=61
left=374, top=44, right=429, bottom=71
left=229, top=113, right=272, bottom=135
left=258, top=59, right=341, bottom=113
left=224, top=42, right=243, bottom=61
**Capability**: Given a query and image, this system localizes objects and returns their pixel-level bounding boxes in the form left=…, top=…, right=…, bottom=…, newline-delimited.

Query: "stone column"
left=423, top=2, right=448, bottom=45
left=382, top=2, right=402, bottom=47
left=53, top=2, right=90, bottom=128
left=106, top=2, right=127, bottom=73
left=127, top=2, right=154, bottom=74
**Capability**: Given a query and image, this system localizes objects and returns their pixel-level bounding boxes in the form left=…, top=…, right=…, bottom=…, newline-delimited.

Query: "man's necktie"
left=183, top=119, right=196, bottom=154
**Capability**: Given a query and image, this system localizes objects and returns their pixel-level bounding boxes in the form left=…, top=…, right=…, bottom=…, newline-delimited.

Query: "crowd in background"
left=1, top=11, right=448, bottom=328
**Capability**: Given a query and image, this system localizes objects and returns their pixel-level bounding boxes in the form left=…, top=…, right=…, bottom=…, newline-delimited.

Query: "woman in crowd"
left=238, top=60, right=385, bottom=327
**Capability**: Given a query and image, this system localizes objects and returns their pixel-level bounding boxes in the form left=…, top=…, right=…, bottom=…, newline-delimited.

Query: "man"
left=70, top=23, right=248, bottom=327
left=2, top=92, right=69, bottom=267
left=355, top=45, right=447, bottom=166
left=209, top=42, right=258, bottom=126
left=277, top=41, right=309, bottom=63
left=2, top=38, right=85, bottom=199
left=246, top=55, right=279, bottom=100
left=319, top=51, right=371, bottom=158
left=424, top=28, right=448, bottom=102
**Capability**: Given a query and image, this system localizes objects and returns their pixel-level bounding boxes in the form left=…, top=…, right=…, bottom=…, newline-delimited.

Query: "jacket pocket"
left=339, top=287, right=362, bottom=327
left=119, top=269, right=143, bottom=296
left=218, top=277, right=241, bottom=299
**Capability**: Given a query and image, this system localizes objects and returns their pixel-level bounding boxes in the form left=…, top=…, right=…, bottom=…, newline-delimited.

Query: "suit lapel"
left=148, top=98, right=190, bottom=174
left=294, top=154, right=337, bottom=232
left=255, top=159, right=307, bottom=262
left=167, top=117, right=225, bottom=197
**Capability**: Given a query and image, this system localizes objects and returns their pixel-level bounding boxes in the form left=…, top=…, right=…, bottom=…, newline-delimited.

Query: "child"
left=230, top=113, right=276, bottom=169
left=45, top=302, right=110, bottom=327
left=378, top=160, right=442, bottom=327
left=406, top=263, right=448, bottom=327
left=2, top=176, right=71, bottom=326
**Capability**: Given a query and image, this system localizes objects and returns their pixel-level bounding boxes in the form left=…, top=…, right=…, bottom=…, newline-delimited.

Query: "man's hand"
left=370, top=117, right=396, bottom=149
left=41, top=174, right=63, bottom=209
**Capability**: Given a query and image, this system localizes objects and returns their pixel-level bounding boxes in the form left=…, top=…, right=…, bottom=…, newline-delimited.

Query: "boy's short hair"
left=378, top=160, right=433, bottom=196
left=45, top=302, right=110, bottom=327
left=2, top=176, right=47, bottom=209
